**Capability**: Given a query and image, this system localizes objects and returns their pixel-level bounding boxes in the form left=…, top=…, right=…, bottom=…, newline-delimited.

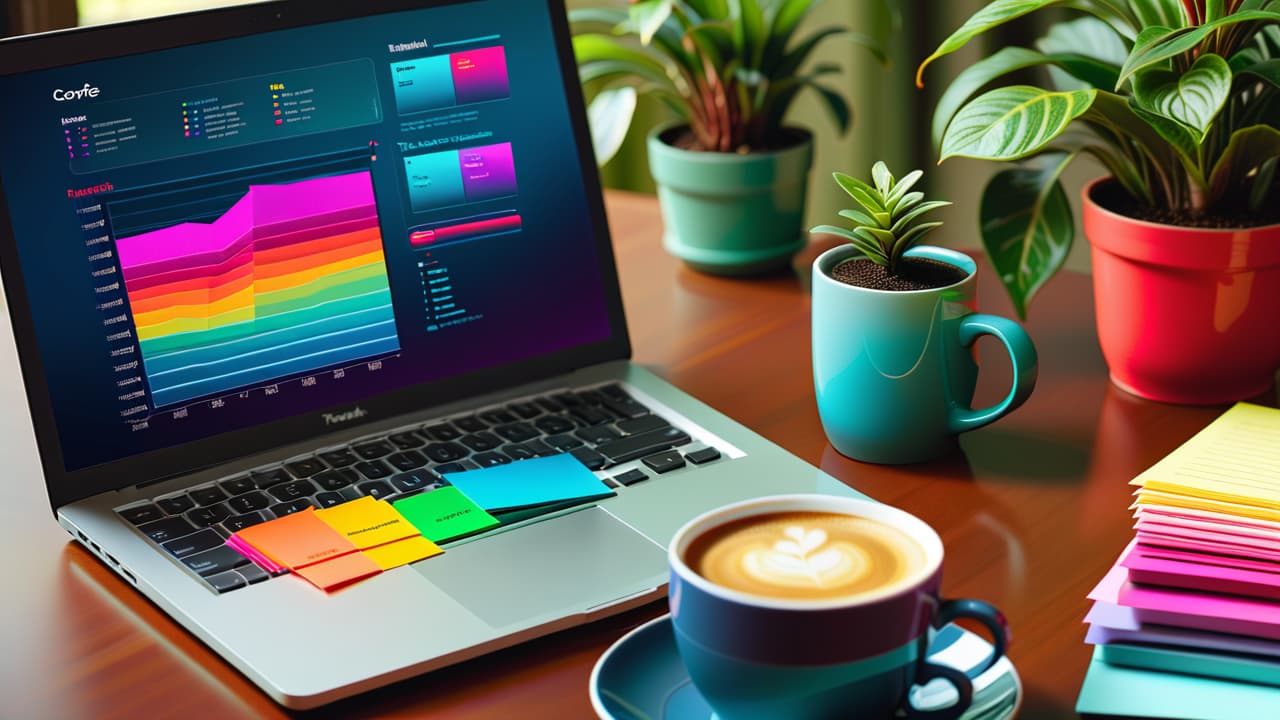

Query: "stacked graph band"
left=115, top=171, right=400, bottom=408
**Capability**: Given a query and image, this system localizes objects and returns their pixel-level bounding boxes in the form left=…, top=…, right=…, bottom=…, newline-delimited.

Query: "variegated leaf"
left=940, top=86, right=1096, bottom=161
left=1132, top=53, right=1231, bottom=140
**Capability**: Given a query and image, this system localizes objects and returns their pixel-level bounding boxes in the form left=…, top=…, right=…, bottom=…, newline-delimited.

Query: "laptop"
left=0, top=0, right=856, bottom=708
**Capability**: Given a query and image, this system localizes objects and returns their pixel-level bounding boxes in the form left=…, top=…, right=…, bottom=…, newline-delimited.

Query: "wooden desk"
left=2, top=191, right=1273, bottom=719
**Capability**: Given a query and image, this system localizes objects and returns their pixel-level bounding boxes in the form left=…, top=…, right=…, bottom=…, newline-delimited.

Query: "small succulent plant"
left=811, top=162, right=951, bottom=276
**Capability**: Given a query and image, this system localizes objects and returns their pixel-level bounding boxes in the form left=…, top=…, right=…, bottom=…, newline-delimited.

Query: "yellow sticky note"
left=316, top=496, right=420, bottom=549
left=364, top=535, right=443, bottom=570
left=1131, top=403, right=1280, bottom=509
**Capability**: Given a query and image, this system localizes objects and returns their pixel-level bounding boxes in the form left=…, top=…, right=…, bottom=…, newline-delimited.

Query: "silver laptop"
left=0, top=0, right=856, bottom=708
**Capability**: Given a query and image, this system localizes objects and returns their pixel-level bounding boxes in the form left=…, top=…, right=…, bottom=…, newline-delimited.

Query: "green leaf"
left=940, top=86, right=1096, bottom=162
left=586, top=86, right=638, bottom=166
left=917, top=0, right=1064, bottom=86
left=573, top=34, right=673, bottom=86
left=1132, top=53, right=1232, bottom=140
left=894, top=222, right=943, bottom=264
left=885, top=170, right=923, bottom=209
left=979, top=153, right=1077, bottom=320
left=1128, top=100, right=1200, bottom=169
left=834, top=172, right=884, bottom=212
left=871, top=161, right=894, bottom=194
left=1117, top=10, right=1280, bottom=87
left=729, top=0, right=766, bottom=68
left=1205, top=0, right=1227, bottom=22
left=760, top=0, right=816, bottom=71
left=630, top=0, right=675, bottom=45
left=890, top=201, right=952, bottom=235
left=1239, top=58, right=1280, bottom=88
left=810, top=82, right=852, bottom=135
left=1208, top=124, right=1280, bottom=203
left=838, top=208, right=877, bottom=227
left=1034, top=16, right=1127, bottom=91
left=809, top=224, right=883, bottom=259
left=1129, top=0, right=1188, bottom=27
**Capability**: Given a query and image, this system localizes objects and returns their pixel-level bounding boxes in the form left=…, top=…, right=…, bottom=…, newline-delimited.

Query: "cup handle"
left=901, top=598, right=1010, bottom=719
left=947, top=314, right=1038, bottom=434
left=902, top=661, right=973, bottom=720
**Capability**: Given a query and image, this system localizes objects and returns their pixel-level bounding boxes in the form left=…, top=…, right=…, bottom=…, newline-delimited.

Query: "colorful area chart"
left=115, top=171, right=400, bottom=408
left=390, top=45, right=510, bottom=115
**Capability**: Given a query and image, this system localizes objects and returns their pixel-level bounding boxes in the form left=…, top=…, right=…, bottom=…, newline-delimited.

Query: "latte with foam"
left=683, top=511, right=928, bottom=601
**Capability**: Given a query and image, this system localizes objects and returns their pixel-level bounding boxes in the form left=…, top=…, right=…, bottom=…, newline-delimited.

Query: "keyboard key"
left=479, top=409, right=518, bottom=425
left=520, top=438, right=559, bottom=457
left=642, top=450, right=686, bottom=474
left=155, top=495, right=195, bottom=515
left=570, top=447, right=607, bottom=471
left=454, top=416, right=488, bottom=433
left=424, top=441, right=468, bottom=463
left=338, top=486, right=363, bottom=502
left=434, top=460, right=479, bottom=474
left=354, top=460, right=393, bottom=480
left=222, top=512, right=267, bottom=533
left=596, top=427, right=691, bottom=464
left=615, top=414, right=669, bottom=436
left=318, top=448, right=359, bottom=467
left=189, top=486, right=228, bottom=506
left=386, top=450, right=428, bottom=472
left=268, top=499, right=313, bottom=517
left=314, top=491, right=348, bottom=508
left=391, top=470, right=441, bottom=493
left=473, top=452, right=510, bottom=468
left=388, top=432, right=425, bottom=450
left=598, top=384, right=630, bottom=400
left=502, top=444, right=536, bottom=460
left=603, top=397, right=650, bottom=419
left=205, top=570, right=247, bottom=593
left=238, top=564, right=270, bottom=585
left=119, top=504, right=163, bottom=525
left=185, top=504, right=231, bottom=528
left=227, top=491, right=270, bottom=514
left=612, top=469, right=650, bottom=487
left=251, top=467, right=292, bottom=489
left=313, top=467, right=359, bottom=491
left=553, top=392, right=583, bottom=408
left=571, top=406, right=613, bottom=426
left=686, top=447, right=722, bottom=465
left=575, top=426, right=621, bottom=445
left=284, top=457, right=327, bottom=478
left=535, top=415, right=575, bottom=434
left=137, top=516, right=198, bottom=543
left=162, top=528, right=224, bottom=558
left=421, top=423, right=461, bottom=441
left=460, top=432, right=501, bottom=452
left=183, top=545, right=249, bottom=577
left=353, top=441, right=394, bottom=460
left=535, top=396, right=564, bottom=412
left=358, top=480, right=394, bottom=500
left=507, top=401, right=542, bottom=419
left=576, top=389, right=606, bottom=406
left=494, top=422, right=539, bottom=443
left=268, top=479, right=316, bottom=502
left=544, top=433, right=584, bottom=451
left=219, top=475, right=256, bottom=496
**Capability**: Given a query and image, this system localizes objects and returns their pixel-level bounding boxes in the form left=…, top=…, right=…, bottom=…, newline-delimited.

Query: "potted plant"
left=918, top=0, right=1280, bottom=405
left=570, top=0, right=887, bottom=275
left=810, top=162, right=1037, bottom=464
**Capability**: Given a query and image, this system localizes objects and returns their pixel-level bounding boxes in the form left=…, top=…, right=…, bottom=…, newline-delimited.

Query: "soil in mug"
left=1092, top=179, right=1280, bottom=229
left=831, top=257, right=968, bottom=292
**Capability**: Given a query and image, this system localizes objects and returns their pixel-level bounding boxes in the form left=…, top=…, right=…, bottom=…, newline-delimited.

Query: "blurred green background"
left=7, top=0, right=1097, bottom=270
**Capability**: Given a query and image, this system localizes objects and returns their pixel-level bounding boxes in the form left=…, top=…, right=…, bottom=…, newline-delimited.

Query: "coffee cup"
left=812, top=245, right=1038, bottom=464
left=668, top=494, right=1008, bottom=720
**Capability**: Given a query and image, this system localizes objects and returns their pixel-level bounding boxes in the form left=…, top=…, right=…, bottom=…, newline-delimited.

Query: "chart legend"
left=114, top=170, right=400, bottom=408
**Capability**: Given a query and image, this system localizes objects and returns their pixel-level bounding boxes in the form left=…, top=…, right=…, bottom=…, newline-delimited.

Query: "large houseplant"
left=571, top=0, right=887, bottom=275
left=918, top=0, right=1280, bottom=404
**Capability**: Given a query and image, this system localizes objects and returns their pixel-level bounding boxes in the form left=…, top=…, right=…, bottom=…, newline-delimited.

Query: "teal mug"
left=812, top=246, right=1037, bottom=464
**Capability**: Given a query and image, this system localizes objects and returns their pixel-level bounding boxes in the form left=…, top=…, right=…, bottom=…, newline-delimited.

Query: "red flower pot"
left=1083, top=178, right=1280, bottom=405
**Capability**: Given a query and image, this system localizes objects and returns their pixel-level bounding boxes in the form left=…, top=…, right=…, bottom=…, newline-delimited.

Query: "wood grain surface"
left=0, top=191, right=1273, bottom=719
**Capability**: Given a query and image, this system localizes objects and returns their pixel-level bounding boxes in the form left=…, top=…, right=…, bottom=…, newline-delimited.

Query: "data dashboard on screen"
left=0, top=0, right=611, bottom=471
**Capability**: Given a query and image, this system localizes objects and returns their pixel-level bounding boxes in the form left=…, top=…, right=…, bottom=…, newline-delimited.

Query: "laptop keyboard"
left=113, top=383, right=723, bottom=594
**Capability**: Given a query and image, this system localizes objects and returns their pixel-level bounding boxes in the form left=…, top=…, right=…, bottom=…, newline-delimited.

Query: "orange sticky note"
left=236, top=508, right=356, bottom=569
left=292, top=552, right=382, bottom=591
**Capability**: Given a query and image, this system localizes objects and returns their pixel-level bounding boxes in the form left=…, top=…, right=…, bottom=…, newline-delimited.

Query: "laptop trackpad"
left=414, top=506, right=668, bottom=629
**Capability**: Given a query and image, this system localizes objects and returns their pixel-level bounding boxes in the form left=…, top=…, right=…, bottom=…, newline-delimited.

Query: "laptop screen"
left=0, top=0, right=618, bottom=476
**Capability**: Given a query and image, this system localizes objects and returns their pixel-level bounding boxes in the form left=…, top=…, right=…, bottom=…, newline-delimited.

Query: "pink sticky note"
left=1137, top=520, right=1280, bottom=551
left=1137, top=531, right=1280, bottom=563
left=1139, top=545, right=1280, bottom=575
left=1089, top=564, right=1280, bottom=640
left=1121, top=544, right=1280, bottom=601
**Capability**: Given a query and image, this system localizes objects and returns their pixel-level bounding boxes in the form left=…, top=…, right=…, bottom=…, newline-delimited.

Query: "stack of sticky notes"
left=1077, top=403, right=1280, bottom=718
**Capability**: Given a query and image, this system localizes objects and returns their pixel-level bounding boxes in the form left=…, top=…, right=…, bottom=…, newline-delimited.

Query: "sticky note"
left=226, top=535, right=283, bottom=574
left=1076, top=647, right=1280, bottom=719
left=395, top=486, right=499, bottom=542
left=442, top=453, right=614, bottom=512
left=292, top=552, right=382, bottom=591
left=235, top=508, right=356, bottom=569
left=316, top=496, right=442, bottom=570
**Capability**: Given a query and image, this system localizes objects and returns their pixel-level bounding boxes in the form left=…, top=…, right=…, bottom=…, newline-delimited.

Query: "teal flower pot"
left=647, top=125, right=813, bottom=276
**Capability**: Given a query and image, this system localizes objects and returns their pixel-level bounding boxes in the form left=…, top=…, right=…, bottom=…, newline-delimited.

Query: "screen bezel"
left=0, top=0, right=631, bottom=510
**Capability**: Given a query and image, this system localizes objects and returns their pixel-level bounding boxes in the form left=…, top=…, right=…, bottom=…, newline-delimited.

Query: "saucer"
left=590, top=615, right=1022, bottom=720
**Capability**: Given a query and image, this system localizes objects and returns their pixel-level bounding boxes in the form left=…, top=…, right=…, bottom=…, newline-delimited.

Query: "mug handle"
left=947, top=314, right=1038, bottom=434
left=902, top=599, right=1011, bottom=720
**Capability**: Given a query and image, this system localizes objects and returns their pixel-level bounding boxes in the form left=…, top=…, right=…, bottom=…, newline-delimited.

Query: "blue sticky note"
left=1076, top=647, right=1280, bottom=719
left=441, top=454, right=615, bottom=512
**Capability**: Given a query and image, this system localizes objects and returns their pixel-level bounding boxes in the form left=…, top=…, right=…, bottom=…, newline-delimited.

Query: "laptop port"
left=76, top=530, right=88, bottom=543
left=104, top=553, right=119, bottom=566
left=120, top=568, right=137, bottom=584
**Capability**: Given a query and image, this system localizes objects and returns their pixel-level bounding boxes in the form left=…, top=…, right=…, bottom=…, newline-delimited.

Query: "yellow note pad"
left=316, top=496, right=442, bottom=570
left=1130, top=403, right=1280, bottom=509
left=364, top=535, right=442, bottom=570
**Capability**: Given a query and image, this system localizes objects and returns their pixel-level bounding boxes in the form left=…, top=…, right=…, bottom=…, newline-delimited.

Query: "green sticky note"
left=394, top=487, right=499, bottom=543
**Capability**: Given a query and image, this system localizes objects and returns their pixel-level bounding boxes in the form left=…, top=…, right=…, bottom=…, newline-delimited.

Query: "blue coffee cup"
left=812, top=245, right=1038, bottom=464
left=668, top=494, right=1009, bottom=720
